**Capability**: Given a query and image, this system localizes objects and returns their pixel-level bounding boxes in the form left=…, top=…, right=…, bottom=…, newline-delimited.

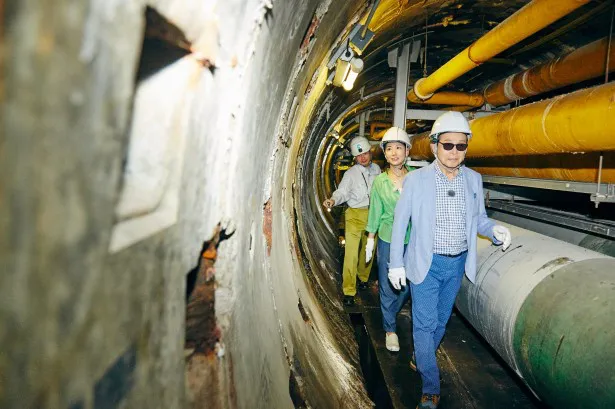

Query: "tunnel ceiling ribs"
left=326, top=0, right=612, bottom=132
left=316, top=0, right=615, bottom=191
left=408, top=0, right=594, bottom=100
left=300, top=4, right=615, bottom=408
left=293, top=3, right=615, bottom=408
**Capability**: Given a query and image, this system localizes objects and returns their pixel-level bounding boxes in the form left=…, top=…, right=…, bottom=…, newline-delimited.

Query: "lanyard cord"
left=361, top=171, right=370, bottom=202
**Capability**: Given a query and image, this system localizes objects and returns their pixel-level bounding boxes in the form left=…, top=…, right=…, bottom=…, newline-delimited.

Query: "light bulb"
left=341, top=57, right=364, bottom=91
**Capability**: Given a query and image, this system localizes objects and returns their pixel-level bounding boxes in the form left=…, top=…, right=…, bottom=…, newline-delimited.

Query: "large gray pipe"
left=456, top=223, right=615, bottom=408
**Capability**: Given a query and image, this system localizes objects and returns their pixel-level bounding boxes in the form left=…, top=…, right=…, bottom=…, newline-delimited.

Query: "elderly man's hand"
left=388, top=267, right=406, bottom=290
left=493, top=225, right=512, bottom=251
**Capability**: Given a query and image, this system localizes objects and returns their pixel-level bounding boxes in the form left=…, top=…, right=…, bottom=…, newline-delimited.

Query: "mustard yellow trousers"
left=343, top=208, right=376, bottom=296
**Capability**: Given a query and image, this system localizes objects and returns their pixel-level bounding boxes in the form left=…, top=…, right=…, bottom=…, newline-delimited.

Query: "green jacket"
left=366, top=166, right=415, bottom=243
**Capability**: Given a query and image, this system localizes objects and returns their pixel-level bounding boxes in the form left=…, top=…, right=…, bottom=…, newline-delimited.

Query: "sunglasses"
left=438, top=142, right=468, bottom=151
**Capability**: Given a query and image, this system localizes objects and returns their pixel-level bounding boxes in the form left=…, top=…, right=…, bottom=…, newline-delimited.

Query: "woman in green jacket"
left=365, top=126, right=414, bottom=352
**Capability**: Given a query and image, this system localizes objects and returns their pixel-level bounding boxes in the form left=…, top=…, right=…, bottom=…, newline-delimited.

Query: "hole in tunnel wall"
left=185, top=224, right=236, bottom=408
left=263, top=198, right=273, bottom=255
left=185, top=224, right=236, bottom=354
left=108, top=6, right=199, bottom=253
left=139, top=7, right=192, bottom=81
left=288, top=355, right=309, bottom=409
left=299, top=9, right=321, bottom=59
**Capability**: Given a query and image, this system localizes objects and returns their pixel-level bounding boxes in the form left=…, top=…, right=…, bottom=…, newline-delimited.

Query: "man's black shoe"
left=358, top=281, right=369, bottom=291
left=343, top=296, right=355, bottom=306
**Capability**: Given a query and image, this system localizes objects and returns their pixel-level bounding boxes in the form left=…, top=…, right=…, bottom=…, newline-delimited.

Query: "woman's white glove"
left=365, top=237, right=375, bottom=263
left=493, top=225, right=512, bottom=251
left=388, top=267, right=406, bottom=290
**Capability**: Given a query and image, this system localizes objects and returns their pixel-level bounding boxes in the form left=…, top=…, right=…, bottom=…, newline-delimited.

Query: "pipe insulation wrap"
left=456, top=223, right=615, bottom=407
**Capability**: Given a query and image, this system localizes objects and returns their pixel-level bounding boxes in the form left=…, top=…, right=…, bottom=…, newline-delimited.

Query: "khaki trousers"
left=343, top=208, right=375, bottom=296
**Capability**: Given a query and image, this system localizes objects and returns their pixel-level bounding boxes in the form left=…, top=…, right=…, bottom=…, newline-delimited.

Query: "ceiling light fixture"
left=328, top=39, right=365, bottom=92
left=342, top=57, right=364, bottom=91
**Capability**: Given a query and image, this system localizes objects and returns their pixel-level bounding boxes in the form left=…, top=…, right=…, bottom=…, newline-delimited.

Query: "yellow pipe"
left=408, top=36, right=615, bottom=108
left=448, top=105, right=475, bottom=112
left=468, top=152, right=615, bottom=183
left=410, top=81, right=615, bottom=159
left=484, top=37, right=615, bottom=106
left=372, top=128, right=387, bottom=140
left=370, top=121, right=390, bottom=138
left=339, top=123, right=359, bottom=142
left=371, top=119, right=418, bottom=140
left=408, top=90, right=485, bottom=107
left=411, top=0, right=592, bottom=100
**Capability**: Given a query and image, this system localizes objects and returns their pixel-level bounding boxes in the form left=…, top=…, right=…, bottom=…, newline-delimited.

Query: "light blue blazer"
left=389, top=163, right=497, bottom=285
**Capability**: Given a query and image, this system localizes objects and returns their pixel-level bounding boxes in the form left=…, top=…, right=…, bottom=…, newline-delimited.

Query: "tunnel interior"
left=2, top=0, right=615, bottom=408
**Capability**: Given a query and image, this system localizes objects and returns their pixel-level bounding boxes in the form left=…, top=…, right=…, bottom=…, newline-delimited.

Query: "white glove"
left=493, top=225, right=512, bottom=251
left=388, top=267, right=406, bottom=290
left=365, top=237, right=375, bottom=263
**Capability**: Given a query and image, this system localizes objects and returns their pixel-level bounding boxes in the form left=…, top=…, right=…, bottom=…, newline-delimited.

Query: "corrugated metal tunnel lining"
left=298, top=0, right=615, bottom=407
left=2, top=0, right=615, bottom=408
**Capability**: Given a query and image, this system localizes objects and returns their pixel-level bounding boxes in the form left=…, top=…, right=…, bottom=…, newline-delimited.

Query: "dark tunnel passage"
left=3, top=1, right=615, bottom=409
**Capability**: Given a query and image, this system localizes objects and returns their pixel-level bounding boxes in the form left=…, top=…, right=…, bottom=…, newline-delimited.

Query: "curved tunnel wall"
left=1, top=0, right=376, bottom=408
left=4, top=1, right=615, bottom=408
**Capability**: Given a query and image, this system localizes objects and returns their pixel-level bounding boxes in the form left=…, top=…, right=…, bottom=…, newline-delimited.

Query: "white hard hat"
left=429, top=111, right=472, bottom=142
left=349, top=136, right=371, bottom=157
left=380, top=126, right=411, bottom=150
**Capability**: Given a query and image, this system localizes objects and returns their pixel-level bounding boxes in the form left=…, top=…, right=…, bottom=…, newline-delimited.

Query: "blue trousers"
left=377, top=238, right=410, bottom=333
left=410, top=252, right=468, bottom=395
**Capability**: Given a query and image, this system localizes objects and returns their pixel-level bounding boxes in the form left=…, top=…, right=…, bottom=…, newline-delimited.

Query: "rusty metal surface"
left=186, top=225, right=224, bottom=354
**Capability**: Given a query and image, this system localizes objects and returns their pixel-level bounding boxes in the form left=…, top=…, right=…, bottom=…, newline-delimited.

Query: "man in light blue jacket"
left=389, top=111, right=512, bottom=409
